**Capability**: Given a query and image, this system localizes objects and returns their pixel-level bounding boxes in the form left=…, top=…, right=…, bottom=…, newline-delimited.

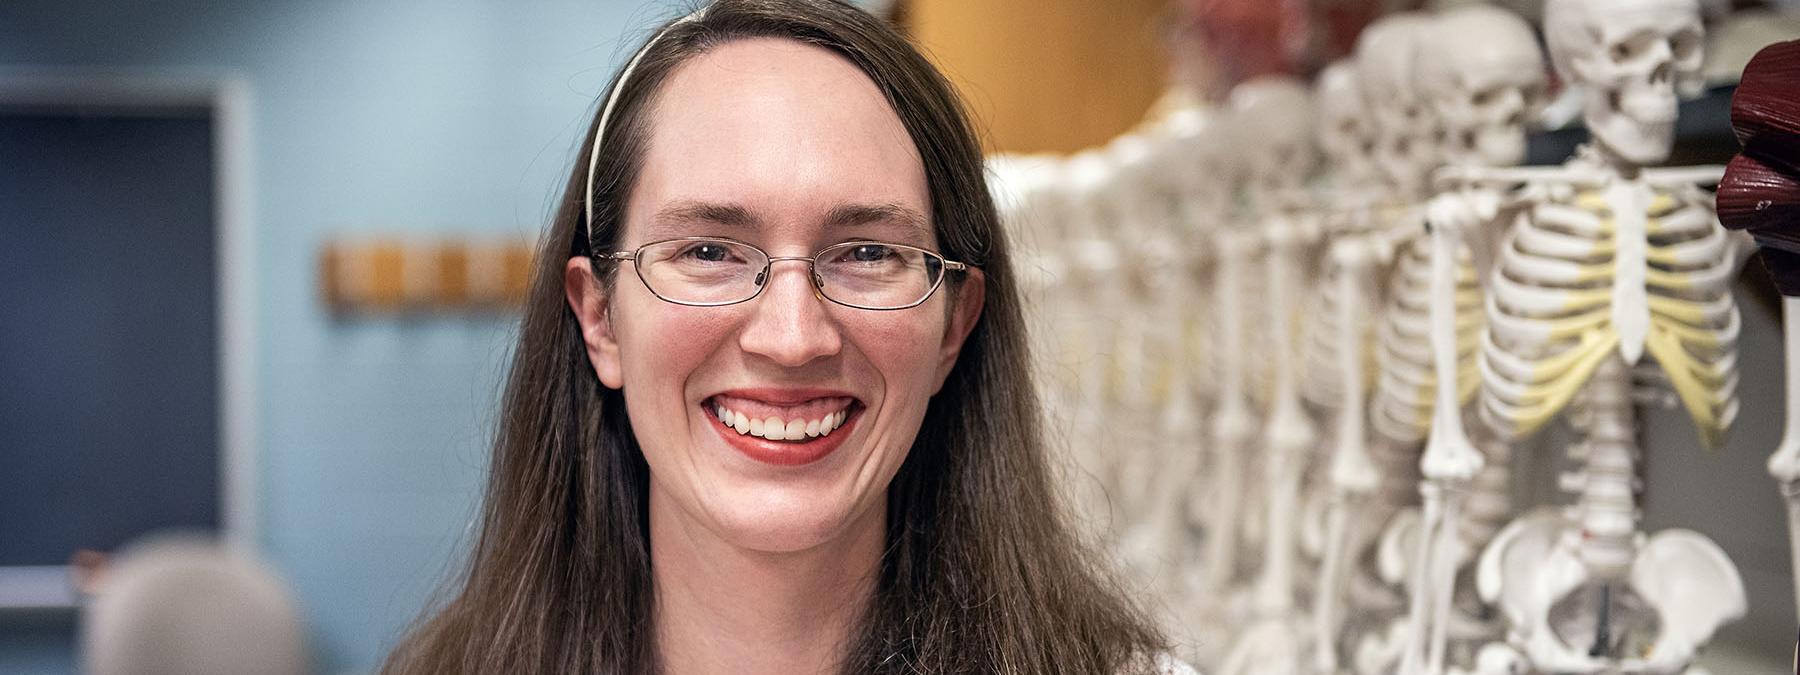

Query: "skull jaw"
left=1375, top=126, right=1436, bottom=197
left=1473, top=129, right=1528, bottom=167
left=1377, top=152, right=1428, bottom=197
left=1445, top=123, right=1528, bottom=168
left=1585, top=93, right=1676, bottom=167
left=1317, top=124, right=1373, bottom=181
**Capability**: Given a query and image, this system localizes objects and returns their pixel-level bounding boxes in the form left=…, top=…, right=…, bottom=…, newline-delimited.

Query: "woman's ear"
left=565, top=256, right=624, bottom=389
left=932, top=268, right=986, bottom=394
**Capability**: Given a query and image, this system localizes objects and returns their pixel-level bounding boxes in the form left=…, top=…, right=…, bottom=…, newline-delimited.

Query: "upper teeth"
left=715, top=403, right=850, bottom=441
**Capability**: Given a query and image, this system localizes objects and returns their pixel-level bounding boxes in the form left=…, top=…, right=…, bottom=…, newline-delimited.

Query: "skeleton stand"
left=1773, top=296, right=1800, bottom=617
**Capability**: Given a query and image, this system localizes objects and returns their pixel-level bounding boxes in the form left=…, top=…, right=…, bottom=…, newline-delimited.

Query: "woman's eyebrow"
left=823, top=202, right=930, bottom=238
left=650, top=200, right=758, bottom=232
left=647, top=200, right=930, bottom=239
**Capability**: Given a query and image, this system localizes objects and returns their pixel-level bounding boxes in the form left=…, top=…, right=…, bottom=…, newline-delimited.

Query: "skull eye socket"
left=1473, top=88, right=1496, bottom=106
left=1522, top=84, right=1547, bottom=109
left=1610, top=30, right=1660, bottom=64
left=1670, top=29, right=1702, bottom=63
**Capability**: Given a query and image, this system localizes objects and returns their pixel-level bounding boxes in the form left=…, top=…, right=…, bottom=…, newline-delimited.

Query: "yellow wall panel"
left=908, top=0, right=1171, bottom=155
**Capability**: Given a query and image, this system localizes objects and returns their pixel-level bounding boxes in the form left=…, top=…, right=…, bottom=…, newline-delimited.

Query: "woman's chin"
left=701, top=487, right=875, bottom=554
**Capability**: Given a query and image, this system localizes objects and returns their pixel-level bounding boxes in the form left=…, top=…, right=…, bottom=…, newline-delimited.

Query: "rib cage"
left=1369, top=234, right=1485, bottom=446
left=1479, top=186, right=1742, bottom=448
left=1301, top=256, right=1381, bottom=411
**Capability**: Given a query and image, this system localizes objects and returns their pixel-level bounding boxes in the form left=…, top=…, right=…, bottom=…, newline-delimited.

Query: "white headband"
left=584, top=5, right=712, bottom=247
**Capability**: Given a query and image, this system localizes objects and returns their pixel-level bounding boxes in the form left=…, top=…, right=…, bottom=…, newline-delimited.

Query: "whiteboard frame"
left=0, top=68, right=258, bottom=608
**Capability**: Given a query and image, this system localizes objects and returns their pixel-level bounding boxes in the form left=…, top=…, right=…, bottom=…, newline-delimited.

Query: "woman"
left=383, top=1, right=1180, bottom=672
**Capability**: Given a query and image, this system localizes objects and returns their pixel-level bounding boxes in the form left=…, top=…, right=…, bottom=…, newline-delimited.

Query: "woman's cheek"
left=856, top=311, right=949, bottom=397
left=622, top=301, right=736, bottom=379
left=616, top=300, right=735, bottom=452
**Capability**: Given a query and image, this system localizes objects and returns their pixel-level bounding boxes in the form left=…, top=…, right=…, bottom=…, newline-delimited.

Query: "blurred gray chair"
left=81, top=536, right=307, bottom=675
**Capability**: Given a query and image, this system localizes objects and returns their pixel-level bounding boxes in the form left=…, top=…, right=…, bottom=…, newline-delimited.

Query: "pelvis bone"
left=1476, top=507, right=1744, bottom=674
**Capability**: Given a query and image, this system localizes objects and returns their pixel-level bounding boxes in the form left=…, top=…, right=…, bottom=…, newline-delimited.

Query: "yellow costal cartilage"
left=1456, top=312, right=1485, bottom=331
left=1649, top=315, right=1721, bottom=349
left=1493, top=189, right=1719, bottom=441
left=1647, top=299, right=1731, bottom=388
left=1644, top=268, right=1691, bottom=291
left=1523, top=335, right=1606, bottom=383
left=1646, top=295, right=1710, bottom=325
left=1569, top=190, right=1676, bottom=219
left=1556, top=288, right=1613, bottom=309
left=1647, top=193, right=1680, bottom=215
left=1645, top=247, right=1684, bottom=266
left=1643, top=323, right=1730, bottom=450
left=1574, top=265, right=1614, bottom=284
left=1458, top=363, right=1481, bottom=403
left=1457, top=334, right=1481, bottom=353
left=1642, top=201, right=1682, bottom=236
left=1509, top=331, right=1621, bottom=436
left=1574, top=191, right=1611, bottom=213
left=1544, top=310, right=1611, bottom=340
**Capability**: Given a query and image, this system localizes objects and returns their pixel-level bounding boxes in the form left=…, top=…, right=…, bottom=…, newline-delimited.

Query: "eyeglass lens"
left=633, top=239, right=946, bottom=309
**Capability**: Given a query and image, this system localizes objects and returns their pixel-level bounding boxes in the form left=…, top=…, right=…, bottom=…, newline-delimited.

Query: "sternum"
left=1606, top=181, right=1651, bottom=365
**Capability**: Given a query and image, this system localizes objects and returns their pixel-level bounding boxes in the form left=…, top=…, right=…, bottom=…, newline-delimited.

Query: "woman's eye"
left=845, top=244, right=895, bottom=263
left=681, top=243, right=734, bottom=263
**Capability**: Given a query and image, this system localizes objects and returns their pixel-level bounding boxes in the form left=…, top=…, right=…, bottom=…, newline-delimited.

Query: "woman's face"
left=567, top=38, right=983, bottom=554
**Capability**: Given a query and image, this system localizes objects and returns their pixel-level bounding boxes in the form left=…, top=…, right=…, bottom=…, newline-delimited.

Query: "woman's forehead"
left=627, top=38, right=930, bottom=242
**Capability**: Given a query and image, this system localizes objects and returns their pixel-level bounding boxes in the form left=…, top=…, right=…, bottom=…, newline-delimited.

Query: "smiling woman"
left=379, top=1, right=1177, bottom=674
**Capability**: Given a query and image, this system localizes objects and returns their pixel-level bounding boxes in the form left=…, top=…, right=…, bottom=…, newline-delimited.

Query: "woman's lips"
left=703, top=399, right=862, bottom=466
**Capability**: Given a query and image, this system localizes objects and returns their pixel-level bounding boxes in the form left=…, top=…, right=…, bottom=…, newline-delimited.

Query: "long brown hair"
left=382, top=1, right=1166, bottom=672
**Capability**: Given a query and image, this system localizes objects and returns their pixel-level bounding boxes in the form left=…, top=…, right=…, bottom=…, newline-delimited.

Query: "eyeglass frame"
left=600, top=236, right=973, bottom=311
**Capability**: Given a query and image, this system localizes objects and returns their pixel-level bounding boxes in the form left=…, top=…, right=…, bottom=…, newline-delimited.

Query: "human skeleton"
left=1448, top=0, right=1747, bottom=670
left=992, top=0, right=1761, bottom=670
left=1217, top=75, right=1324, bottom=675
left=1347, top=13, right=1470, bottom=674
left=1397, top=6, right=1548, bottom=674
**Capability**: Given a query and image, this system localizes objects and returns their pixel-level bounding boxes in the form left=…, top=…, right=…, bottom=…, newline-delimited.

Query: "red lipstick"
left=704, top=391, right=862, bottom=466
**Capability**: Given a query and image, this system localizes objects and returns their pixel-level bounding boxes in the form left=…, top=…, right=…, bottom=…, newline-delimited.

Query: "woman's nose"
left=737, top=260, right=843, bottom=367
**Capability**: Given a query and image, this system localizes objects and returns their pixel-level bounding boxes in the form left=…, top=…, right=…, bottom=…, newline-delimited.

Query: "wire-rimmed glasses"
left=604, top=237, right=970, bottom=311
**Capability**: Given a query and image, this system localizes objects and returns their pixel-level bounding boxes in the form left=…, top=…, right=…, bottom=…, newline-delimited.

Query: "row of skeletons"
left=988, top=0, right=1759, bottom=672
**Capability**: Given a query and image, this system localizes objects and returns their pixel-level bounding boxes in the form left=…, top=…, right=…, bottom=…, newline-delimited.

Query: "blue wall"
left=0, top=1, right=669, bottom=672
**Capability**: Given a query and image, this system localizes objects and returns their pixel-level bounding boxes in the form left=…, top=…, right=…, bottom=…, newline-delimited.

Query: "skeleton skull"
left=1355, top=13, right=1438, bottom=196
left=1226, top=76, right=1316, bottom=200
left=1314, top=60, right=1378, bottom=189
left=1419, top=5, right=1547, bottom=168
left=1157, top=107, right=1234, bottom=224
left=1545, top=0, right=1705, bottom=165
left=1103, top=132, right=1164, bottom=237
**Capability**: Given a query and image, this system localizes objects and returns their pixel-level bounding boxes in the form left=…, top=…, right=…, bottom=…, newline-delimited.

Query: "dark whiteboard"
left=0, top=111, right=219, bottom=567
